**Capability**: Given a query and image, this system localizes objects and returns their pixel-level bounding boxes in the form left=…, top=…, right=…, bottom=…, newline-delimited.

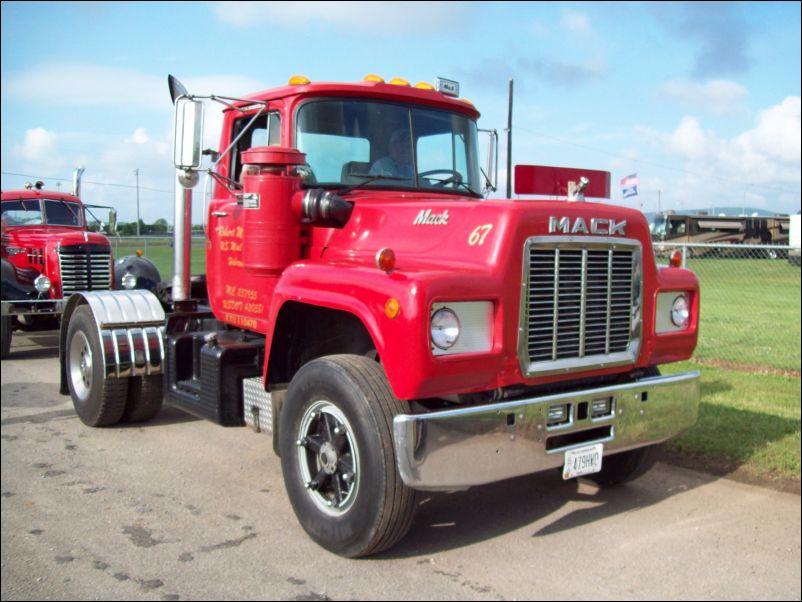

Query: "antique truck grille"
left=519, top=237, right=642, bottom=377
left=58, top=244, right=113, bottom=297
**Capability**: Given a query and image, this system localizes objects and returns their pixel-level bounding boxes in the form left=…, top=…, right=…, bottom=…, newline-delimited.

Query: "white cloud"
left=6, top=65, right=165, bottom=109
left=666, top=117, right=709, bottom=159
left=5, top=64, right=265, bottom=112
left=636, top=97, right=801, bottom=210
left=658, top=79, right=747, bottom=115
left=15, top=128, right=59, bottom=163
left=125, top=128, right=150, bottom=144
left=561, top=9, right=591, bottom=34
left=211, top=1, right=463, bottom=33
left=735, top=96, right=800, bottom=164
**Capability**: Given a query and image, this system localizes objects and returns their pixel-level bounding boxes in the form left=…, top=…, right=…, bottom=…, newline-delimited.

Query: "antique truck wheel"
left=1, top=315, right=11, bottom=359
left=279, top=354, right=418, bottom=558
left=65, top=305, right=128, bottom=427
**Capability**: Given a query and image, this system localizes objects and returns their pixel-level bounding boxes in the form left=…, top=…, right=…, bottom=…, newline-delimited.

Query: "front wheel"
left=279, top=355, right=418, bottom=558
left=1, top=314, right=12, bottom=359
left=584, top=444, right=665, bottom=487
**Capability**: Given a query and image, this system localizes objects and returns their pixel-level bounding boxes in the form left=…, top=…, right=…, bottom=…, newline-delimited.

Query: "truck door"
left=207, top=110, right=282, bottom=333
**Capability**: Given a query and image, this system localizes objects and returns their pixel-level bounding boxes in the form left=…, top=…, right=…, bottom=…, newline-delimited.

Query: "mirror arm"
left=212, top=105, right=266, bottom=168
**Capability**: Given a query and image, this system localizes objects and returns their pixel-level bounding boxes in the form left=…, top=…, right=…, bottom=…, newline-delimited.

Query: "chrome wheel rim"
left=69, top=331, right=93, bottom=403
left=296, top=400, right=359, bottom=516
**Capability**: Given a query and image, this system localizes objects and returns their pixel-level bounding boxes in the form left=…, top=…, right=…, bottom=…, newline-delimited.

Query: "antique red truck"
left=2, top=173, right=159, bottom=358
left=58, top=74, right=700, bottom=557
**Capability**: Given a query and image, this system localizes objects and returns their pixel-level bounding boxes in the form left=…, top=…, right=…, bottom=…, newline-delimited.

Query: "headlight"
left=121, top=272, right=138, bottom=290
left=34, top=274, right=51, bottom=294
left=431, top=307, right=460, bottom=350
left=656, top=292, right=692, bottom=333
left=671, top=294, right=690, bottom=328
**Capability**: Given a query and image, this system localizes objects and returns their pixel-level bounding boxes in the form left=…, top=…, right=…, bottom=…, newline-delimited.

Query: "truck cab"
left=58, top=74, right=701, bottom=558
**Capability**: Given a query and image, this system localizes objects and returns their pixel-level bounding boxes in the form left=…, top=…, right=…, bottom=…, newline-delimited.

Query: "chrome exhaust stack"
left=72, top=166, right=85, bottom=197
left=168, top=75, right=203, bottom=303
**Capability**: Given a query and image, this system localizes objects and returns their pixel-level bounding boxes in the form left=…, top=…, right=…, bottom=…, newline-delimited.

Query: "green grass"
left=112, top=238, right=206, bottom=281
left=660, top=258, right=800, bottom=484
left=663, top=361, right=800, bottom=483
left=687, top=257, right=801, bottom=373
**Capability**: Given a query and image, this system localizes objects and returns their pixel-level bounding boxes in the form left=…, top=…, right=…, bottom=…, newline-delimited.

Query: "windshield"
left=296, top=99, right=481, bottom=196
left=651, top=215, right=667, bottom=237
left=1, top=199, right=84, bottom=227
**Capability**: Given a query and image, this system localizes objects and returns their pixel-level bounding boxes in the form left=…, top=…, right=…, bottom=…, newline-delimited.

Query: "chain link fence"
left=110, top=236, right=207, bottom=280
left=654, top=242, right=801, bottom=374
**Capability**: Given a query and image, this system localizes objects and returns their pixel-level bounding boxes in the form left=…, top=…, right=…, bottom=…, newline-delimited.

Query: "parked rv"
left=651, top=212, right=790, bottom=258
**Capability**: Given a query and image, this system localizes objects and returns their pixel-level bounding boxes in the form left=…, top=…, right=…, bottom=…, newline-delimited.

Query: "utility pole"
left=135, top=168, right=141, bottom=236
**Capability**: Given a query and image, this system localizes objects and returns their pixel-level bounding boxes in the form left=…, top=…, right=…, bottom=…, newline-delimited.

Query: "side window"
left=231, top=111, right=282, bottom=182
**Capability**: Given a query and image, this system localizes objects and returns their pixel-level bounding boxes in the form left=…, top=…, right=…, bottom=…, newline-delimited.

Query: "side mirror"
left=480, top=128, right=498, bottom=195
left=108, top=209, right=118, bottom=236
left=173, top=96, right=204, bottom=170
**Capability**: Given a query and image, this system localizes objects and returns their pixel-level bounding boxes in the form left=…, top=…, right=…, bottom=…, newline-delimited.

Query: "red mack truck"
left=57, top=74, right=700, bottom=557
left=2, top=171, right=159, bottom=358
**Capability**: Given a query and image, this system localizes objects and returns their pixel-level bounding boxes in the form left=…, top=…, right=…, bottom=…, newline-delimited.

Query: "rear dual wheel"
left=65, top=305, right=162, bottom=427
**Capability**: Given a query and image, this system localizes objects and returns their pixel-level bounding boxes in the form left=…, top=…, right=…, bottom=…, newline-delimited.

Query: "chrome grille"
left=520, top=237, right=641, bottom=377
left=58, top=244, right=112, bottom=297
left=28, top=248, right=45, bottom=266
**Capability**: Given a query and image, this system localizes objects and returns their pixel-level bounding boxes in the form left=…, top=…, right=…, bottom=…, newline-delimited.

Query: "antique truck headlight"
left=431, top=307, right=460, bottom=350
left=121, top=272, right=138, bottom=290
left=656, top=292, right=691, bottom=333
left=34, top=274, right=52, bottom=294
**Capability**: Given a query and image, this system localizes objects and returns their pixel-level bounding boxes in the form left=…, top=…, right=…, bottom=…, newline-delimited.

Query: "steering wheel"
left=418, top=169, right=463, bottom=188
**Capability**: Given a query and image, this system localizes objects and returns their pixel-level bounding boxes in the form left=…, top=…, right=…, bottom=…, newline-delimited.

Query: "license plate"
left=563, top=444, right=604, bottom=480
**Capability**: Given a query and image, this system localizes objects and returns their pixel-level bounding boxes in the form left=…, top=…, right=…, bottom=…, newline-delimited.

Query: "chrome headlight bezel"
left=656, top=291, right=692, bottom=333
left=121, top=272, right=138, bottom=290
left=431, top=307, right=461, bottom=351
left=430, top=302, right=494, bottom=356
left=34, top=274, right=52, bottom=294
left=670, top=294, right=690, bottom=328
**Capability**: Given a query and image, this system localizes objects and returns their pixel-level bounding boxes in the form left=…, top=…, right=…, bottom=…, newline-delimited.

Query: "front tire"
left=279, top=355, right=417, bottom=558
left=1, top=314, right=12, bottom=359
left=65, top=306, right=128, bottom=427
left=584, top=444, right=665, bottom=487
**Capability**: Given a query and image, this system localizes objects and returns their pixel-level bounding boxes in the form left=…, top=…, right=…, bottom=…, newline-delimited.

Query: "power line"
left=0, top=171, right=172, bottom=194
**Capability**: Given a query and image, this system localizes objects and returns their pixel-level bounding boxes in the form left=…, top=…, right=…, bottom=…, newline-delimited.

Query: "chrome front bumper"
left=2, top=299, right=66, bottom=316
left=393, top=371, right=700, bottom=491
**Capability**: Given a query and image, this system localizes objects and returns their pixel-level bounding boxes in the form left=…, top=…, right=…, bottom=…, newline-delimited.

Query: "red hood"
left=2, top=226, right=110, bottom=250
left=318, top=193, right=652, bottom=272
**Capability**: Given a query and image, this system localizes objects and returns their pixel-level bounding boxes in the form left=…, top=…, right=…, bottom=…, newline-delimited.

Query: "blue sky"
left=2, top=1, right=800, bottom=224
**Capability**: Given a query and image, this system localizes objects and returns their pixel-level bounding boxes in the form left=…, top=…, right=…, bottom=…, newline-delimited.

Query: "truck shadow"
left=382, top=462, right=719, bottom=559
left=6, top=331, right=60, bottom=360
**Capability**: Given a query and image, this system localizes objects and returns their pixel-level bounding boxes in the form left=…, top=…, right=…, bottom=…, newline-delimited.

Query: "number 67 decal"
left=468, top=224, right=494, bottom=246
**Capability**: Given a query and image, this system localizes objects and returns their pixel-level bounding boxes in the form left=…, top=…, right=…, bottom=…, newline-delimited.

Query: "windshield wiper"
left=57, top=200, right=82, bottom=226
left=424, top=177, right=482, bottom=197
